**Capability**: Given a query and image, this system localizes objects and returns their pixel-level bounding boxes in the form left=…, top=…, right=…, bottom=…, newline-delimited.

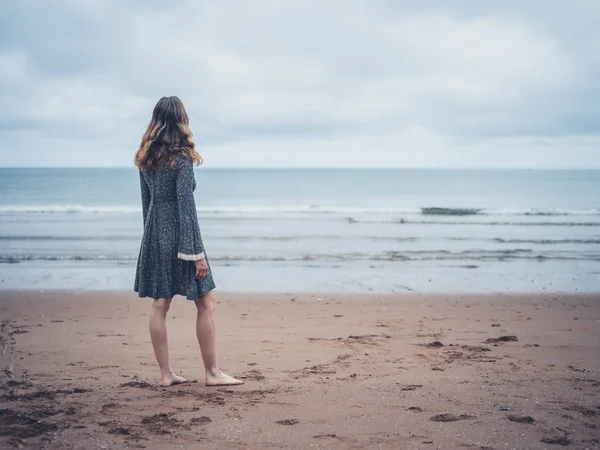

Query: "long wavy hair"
left=134, top=96, right=202, bottom=171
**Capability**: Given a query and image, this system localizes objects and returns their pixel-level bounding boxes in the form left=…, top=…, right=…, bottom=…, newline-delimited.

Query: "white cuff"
left=177, top=251, right=206, bottom=261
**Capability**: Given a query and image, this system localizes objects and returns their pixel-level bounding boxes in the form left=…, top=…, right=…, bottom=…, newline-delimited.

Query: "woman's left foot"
left=206, top=370, right=244, bottom=386
left=159, top=373, right=187, bottom=387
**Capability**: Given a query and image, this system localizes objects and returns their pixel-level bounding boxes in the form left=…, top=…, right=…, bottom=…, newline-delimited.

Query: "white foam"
left=0, top=205, right=140, bottom=214
left=0, top=204, right=598, bottom=217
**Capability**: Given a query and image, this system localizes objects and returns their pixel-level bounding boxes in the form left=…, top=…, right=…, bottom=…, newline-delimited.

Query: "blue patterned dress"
left=134, top=155, right=216, bottom=300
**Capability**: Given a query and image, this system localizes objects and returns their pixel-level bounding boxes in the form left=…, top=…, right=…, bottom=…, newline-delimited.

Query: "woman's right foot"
left=159, top=372, right=187, bottom=387
left=206, top=370, right=244, bottom=386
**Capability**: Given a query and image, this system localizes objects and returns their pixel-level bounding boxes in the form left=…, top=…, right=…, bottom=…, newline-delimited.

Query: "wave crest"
left=0, top=204, right=599, bottom=217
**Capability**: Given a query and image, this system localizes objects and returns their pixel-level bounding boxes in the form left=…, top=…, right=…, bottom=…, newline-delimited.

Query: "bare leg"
left=195, top=292, right=243, bottom=386
left=149, top=298, right=186, bottom=387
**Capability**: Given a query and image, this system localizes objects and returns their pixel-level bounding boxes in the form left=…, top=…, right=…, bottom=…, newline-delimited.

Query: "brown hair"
left=134, top=96, right=203, bottom=170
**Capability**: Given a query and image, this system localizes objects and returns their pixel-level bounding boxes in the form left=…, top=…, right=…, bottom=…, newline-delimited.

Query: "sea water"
left=0, top=168, right=599, bottom=293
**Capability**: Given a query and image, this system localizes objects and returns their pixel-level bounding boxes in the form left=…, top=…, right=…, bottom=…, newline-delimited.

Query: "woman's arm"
left=139, top=170, right=150, bottom=225
left=176, top=157, right=206, bottom=261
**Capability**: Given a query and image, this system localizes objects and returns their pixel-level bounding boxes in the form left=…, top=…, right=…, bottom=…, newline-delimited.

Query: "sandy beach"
left=0, top=291, right=599, bottom=449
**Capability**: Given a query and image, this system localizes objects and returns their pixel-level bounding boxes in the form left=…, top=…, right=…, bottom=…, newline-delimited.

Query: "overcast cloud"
left=1, top=0, right=599, bottom=168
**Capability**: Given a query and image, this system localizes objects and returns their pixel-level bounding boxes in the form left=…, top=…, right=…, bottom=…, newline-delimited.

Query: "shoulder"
left=175, top=155, right=194, bottom=169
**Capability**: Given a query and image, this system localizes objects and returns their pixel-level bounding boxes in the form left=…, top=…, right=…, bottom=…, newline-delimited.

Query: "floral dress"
left=134, top=156, right=215, bottom=300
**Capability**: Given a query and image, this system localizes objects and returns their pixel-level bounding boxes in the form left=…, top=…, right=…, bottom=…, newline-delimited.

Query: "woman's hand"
left=195, top=259, right=209, bottom=280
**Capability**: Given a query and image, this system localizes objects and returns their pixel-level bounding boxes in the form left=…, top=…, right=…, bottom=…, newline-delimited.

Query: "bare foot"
left=159, top=372, right=187, bottom=387
left=206, top=370, right=244, bottom=386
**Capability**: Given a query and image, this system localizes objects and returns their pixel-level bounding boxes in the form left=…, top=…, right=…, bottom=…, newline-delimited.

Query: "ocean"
left=0, top=168, right=599, bottom=293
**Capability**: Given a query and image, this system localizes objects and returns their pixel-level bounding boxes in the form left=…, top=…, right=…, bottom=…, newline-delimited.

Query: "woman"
left=134, top=96, right=242, bottom=387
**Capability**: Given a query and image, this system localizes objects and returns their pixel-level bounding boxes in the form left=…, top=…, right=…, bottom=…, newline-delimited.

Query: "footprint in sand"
left=401, top=384, right=423, bottom=391
left=429, top=414, right=476, bottom=422
left=190, top=416, right=212, bottom=425
left=240, top=369, right=266, bottom=381
left=276, top=419, right=298, bottom=425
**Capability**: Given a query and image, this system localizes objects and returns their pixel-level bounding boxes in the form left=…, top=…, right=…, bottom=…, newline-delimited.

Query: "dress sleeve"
left=139, top=170, right=150, bottom=225
left=176, top=158, right=206, bottom=261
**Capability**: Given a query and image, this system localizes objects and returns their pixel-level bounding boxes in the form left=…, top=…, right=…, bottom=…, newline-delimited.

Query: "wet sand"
left=0, top=291, right=599, bottom=449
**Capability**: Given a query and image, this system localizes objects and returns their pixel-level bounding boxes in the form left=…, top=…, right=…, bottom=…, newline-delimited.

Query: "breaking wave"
left=1, top=204, right=599, bottom=217
left=3, top=249, right=599, bottom=264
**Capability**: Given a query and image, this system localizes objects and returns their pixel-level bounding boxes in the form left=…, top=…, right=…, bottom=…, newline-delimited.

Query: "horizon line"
left=0, top=166, right=599, bottom=171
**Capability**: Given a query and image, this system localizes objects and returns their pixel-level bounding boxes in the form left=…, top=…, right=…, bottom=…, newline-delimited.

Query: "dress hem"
left=134, top=285, right=216, bottom=301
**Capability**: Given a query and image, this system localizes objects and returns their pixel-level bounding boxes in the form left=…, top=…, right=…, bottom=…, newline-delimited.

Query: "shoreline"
left=0, top=286, right=600, bottom=301
left=1, top=291, right=599, bottom=449
left=2, top=257, right=599, bottom=295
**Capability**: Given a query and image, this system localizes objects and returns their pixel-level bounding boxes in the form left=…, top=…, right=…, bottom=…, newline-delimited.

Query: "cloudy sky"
left=1, top=0, right=599, bottom=168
